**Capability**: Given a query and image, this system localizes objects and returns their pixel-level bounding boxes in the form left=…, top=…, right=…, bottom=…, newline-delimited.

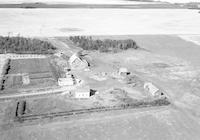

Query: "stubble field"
left=0, top=9, right=200, bottom=36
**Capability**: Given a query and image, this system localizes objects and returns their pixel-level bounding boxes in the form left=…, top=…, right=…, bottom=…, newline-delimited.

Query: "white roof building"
left=118, top=67, right=130, bottom=76
left=119, top=67, right=128, bottom=72
left=54, top=52, right=63, bottom=57
left=22, top=74, right=30, bottom=85
left=144, top=82, right=159, bottom=96
left=68, top=53, right=88, bottom=69
left=68, top=53, right=81, bottom=65
left=75, top=86, right=90, bottom=98
left=58, top=77, right=74, bottom=86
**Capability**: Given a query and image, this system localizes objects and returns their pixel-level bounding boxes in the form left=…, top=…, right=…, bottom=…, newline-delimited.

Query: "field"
left=1, top=105, right=200, bottom=140
left=0, top=0, right=173, bottom=5
left=0, top=0, right=197, bottom=5
left=1, top=5, right=200, bottom=140
left=9, top=58, right=51, bottom=74
left=2, top=58, right=57, bottom=92
left=0, top=35, right=200, bottom=139
left=0, top=9, right=200, bottom=36
left=179, top=35, right=200, bottom=46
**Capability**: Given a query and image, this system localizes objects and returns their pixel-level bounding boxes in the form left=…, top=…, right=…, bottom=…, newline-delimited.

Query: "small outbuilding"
left=74, top=87, right=97, bottom=99
left=58, top=77, right=75, bottom=86
left=54, top=52, right=63, bottom=57
left=118, top=67, right=130, bottom=76
left=22, top=74, right=30, bottom=85
left=75, top=87, right=90, bottom=98
left=144, top=82, right=164, bottom=97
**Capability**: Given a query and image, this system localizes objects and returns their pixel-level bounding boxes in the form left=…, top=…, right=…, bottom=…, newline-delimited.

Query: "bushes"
left=0, top=36, right=56, bottom=54
left=0, top=59, right=11, bottom=90
left=122, top=98, right=170, bottom=109
left=69, top=36, right=139, bottom=52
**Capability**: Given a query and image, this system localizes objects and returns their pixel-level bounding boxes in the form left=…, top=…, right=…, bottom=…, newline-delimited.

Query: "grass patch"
left=1, top=58, right=57, bottom=91
left=9, top=58, right=51, bottom=74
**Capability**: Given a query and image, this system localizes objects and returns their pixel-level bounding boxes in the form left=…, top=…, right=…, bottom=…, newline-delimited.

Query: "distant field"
left=0, top=3, right=183, bottom=9
left=91, top=35, right=200, bottom=67
left=179, top=35, right=200, bottom=46
left=0, top=9, right=200, bottom=36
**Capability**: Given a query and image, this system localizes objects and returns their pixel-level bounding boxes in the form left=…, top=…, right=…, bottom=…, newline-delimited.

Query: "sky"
left=0, top=0, right=199, bottom=4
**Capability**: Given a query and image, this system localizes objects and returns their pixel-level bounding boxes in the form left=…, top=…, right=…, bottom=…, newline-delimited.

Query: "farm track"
left=0, top=87, right=70, bottom=100
left=0, top=91, right=63, bottom=101
left=15, top=103, right=170, bottom=124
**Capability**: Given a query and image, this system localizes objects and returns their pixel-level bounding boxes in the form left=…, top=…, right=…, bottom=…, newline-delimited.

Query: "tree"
left=69, top=36, right=139, bottom=53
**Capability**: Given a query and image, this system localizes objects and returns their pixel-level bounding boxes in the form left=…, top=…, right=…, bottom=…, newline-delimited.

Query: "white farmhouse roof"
left=119, top=67, right=128, bottom=74
left=68, top=53, right=81, bottom=65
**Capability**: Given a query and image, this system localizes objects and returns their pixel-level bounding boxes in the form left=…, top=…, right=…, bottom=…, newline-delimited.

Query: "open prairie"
left=0, top=9, right=200, bottom=36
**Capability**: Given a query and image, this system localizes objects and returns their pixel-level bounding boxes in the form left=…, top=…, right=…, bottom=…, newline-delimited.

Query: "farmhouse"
left=68, top=53, right=81, bottom=65
left=68, top=53, right=88, bottom=69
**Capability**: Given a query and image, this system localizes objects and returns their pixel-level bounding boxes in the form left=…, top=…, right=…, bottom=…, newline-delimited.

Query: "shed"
left=118, top=67, right=130, bottom=76
left=22, top=74, right=30, bottom=85
left=144, top=82, right=159, bottom=96
left=58, top=77, right=75, bottom=86
left=75, top=87, right=90, bottom=98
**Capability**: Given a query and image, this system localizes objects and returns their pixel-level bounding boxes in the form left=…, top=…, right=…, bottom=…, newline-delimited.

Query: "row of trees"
left=69, top=36, right=139, bottom=53
left=0, top=36, right=56, bottom=54
left=0, top=59, right=10, bottom=90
